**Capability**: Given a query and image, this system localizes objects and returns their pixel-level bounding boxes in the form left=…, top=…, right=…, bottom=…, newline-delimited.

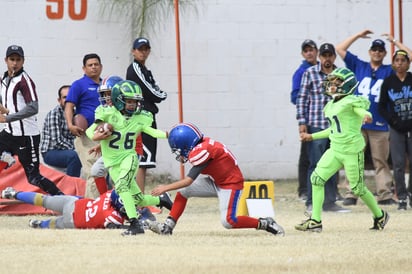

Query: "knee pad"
left=310, top=171, right=326, bottom=187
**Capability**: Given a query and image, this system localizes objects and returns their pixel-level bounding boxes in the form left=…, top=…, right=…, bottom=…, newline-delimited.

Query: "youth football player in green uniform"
left=86, top=80, right=172, bottom=236
left=295, top=68, right=389, bottom=232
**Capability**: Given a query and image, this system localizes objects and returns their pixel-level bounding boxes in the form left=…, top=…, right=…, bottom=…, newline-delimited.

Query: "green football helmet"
left=111, top=80, right=143, bottom=116
left=324, top=67, right=358, bottom=98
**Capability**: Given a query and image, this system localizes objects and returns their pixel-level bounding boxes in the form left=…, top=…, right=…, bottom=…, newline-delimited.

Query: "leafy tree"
left=98, top=0, right=198, bottom=38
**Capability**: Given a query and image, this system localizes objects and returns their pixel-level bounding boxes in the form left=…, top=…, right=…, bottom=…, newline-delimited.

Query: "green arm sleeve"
left=86, top=123, right=98, bottom=140
left=143, top=126, right=167, bottom=139
left=353, top=107, right=372, bottom=119
left=311, top=128, right=330, bottom=140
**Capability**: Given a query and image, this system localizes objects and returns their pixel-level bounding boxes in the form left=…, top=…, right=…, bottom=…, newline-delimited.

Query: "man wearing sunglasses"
left=336, top=30, right=395, bottom=206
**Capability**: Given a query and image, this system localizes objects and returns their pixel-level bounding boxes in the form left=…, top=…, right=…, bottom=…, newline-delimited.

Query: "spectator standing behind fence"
left=65, top=53, right=102, bottom=198
left=126, top=37, right=167, bottom=195
left=0, top=45, right=64, bottom=195
left=336, top=30, right=395, bottom=206
left=40, top=85, right=82, bottom=177
left=291, top=39, right=319, bottom=201
left=378, top=49, right=412, bottom=210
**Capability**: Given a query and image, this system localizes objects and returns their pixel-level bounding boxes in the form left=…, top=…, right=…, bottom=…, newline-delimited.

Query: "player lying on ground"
left=295, top=68, right=389, bottom=232
left=1, top=187, right=130, bottom=229
left=145, top=123, right=285, bottom=236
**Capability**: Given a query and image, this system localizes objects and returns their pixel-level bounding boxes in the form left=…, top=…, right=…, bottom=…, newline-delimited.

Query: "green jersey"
left=86, top=106, right=167, bottom=167
left=312, top=95, right=371, bottom=154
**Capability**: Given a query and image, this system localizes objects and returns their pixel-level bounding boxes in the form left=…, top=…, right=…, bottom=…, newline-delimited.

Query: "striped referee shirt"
left=0, top=69, right=40, bottom=136
left=296, top=63, right=332, bottom=129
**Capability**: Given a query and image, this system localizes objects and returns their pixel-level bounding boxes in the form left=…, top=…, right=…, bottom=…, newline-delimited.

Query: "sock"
left=311, top=184, right=324, bottom=222
left=94, top=177, right=108, bottom=194
left=359, top=190, right=383, bottom=217
left=169, top=192, right=187, bottom=222
left=16, top=192, right=44, bottom=206
left=0, top=161, right=7, bottom=173
left=40, top=219, right=51, bottom=228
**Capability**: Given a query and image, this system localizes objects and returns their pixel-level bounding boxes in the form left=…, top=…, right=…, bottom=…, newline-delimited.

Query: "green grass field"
left=0, top=178, right=410, bottom=274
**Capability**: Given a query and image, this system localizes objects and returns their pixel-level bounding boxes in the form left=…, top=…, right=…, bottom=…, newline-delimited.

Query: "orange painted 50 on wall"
left=46, top=0, right=87, bottom=20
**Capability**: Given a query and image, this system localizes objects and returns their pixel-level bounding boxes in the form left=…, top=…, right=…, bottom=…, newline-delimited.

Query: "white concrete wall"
left=1, top=0, right=410, bottom=180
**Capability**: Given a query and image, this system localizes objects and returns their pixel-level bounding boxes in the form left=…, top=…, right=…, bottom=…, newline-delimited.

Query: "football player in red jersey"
left=146, top=123, right=285, bottom=236
left=1, top=187, right=126, bottom=229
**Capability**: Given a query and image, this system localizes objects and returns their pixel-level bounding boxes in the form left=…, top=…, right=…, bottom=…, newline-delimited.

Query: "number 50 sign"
left=46, top=0, right=87, bottom=20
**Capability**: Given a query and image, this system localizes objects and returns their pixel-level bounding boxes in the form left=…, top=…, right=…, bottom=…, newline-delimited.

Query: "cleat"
left=1, top=187, right=18, bottom=199
left=397, top=200, right=407, bottom=210
left=146, top=216, right=175, bottom=235
left=0, top=152, right=16, bottom=168
left=295, top=218, right=322, bottom=232
left=29, top=219, right=42, bottom=228
left=258, top=217, right=285, bottom=236
left=158, top=192, right=173, bottom=210
left=121, top=218, right=144, bottom=236
left=370, top=210, right=389, bottom=230
left=137, top=207, right=156, bottom=225
left=343, top=197, right=357, bottom=206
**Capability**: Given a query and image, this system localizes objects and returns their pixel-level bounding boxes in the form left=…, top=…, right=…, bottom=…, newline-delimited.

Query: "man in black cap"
left=0, top=45, right=64, bottom=195
left=291, top=39, right=319, bottom=201
left=296, top=42, right=349, bottom=213
left=126, top=37, right=167, bottom=201
left=336, top=30, right=395, bottom=206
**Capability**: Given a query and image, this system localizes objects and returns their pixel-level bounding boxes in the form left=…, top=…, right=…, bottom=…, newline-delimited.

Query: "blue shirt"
left=291, top=60, right=318, bottom=105
left=344, top=51, right=394, bottom=131
left=66, top=75, right=100, bottom=126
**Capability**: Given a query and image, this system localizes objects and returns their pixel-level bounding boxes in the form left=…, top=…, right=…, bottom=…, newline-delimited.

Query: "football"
left=73, top=114, right=88, bottom=131
left=95, top=122, right=114, bottom=134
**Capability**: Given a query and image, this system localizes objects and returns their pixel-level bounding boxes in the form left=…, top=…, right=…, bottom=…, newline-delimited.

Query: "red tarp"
left=0, top=159, right=86, bottom=215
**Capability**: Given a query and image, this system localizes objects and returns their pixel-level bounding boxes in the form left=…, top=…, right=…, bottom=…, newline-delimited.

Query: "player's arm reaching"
left=151, top=163, right=207, bottom=196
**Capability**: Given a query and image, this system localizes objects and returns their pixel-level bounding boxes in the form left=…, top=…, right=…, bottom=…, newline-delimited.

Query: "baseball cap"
left=133, top=37, right=151, bottom=49
left=319, top=43, right=336, bottom=55
left=370, top=39, right=386, bottom=50
left=301, top=39, right=317, bottom=51
left=6, top=45, right=24, bottom=58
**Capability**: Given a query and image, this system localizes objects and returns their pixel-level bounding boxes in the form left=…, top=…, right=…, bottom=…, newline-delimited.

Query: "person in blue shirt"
left=291, top=39, right=319, bottom=201
left=336, top=30, right=395, bottom=206
left=65, top=53, right=102, bottom=198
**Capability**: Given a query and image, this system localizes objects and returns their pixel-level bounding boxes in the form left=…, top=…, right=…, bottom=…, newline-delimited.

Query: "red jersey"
left=72, top=191, right=125, bottom=229
left=188, top=137, right=244, bottom=190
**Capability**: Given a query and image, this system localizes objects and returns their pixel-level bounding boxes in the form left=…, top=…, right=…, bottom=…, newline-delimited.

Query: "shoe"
left=336, top=193, right=344, bottom=201
left=295, top=218, right=322, bottom=232
left=146, top=205, right=162, bottom=214
left=158, top=192, right=173, bottom=210
left=146, top=216, right=175, bottom=235
left=258, top=217, right=285, bottom=236
left=377, top=199, right=397, bottom=205
left=370, top=210, right=389, bottom=230
left=298, top=194, right=307, bottom=201
left=1, top=187, right=17, bottom=199
left=121, top=218, right=144, bottom=236
left=29, top=219, right=42, bottom=228
left=323, top=203, right=351, bottom=213
left=137, top=207, right=156, bottom=222
left=342, top=197, right=357, bottom=206
left=0, top=151, right=15, bottom=168
left=398, top=200, right=407, bottom=210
